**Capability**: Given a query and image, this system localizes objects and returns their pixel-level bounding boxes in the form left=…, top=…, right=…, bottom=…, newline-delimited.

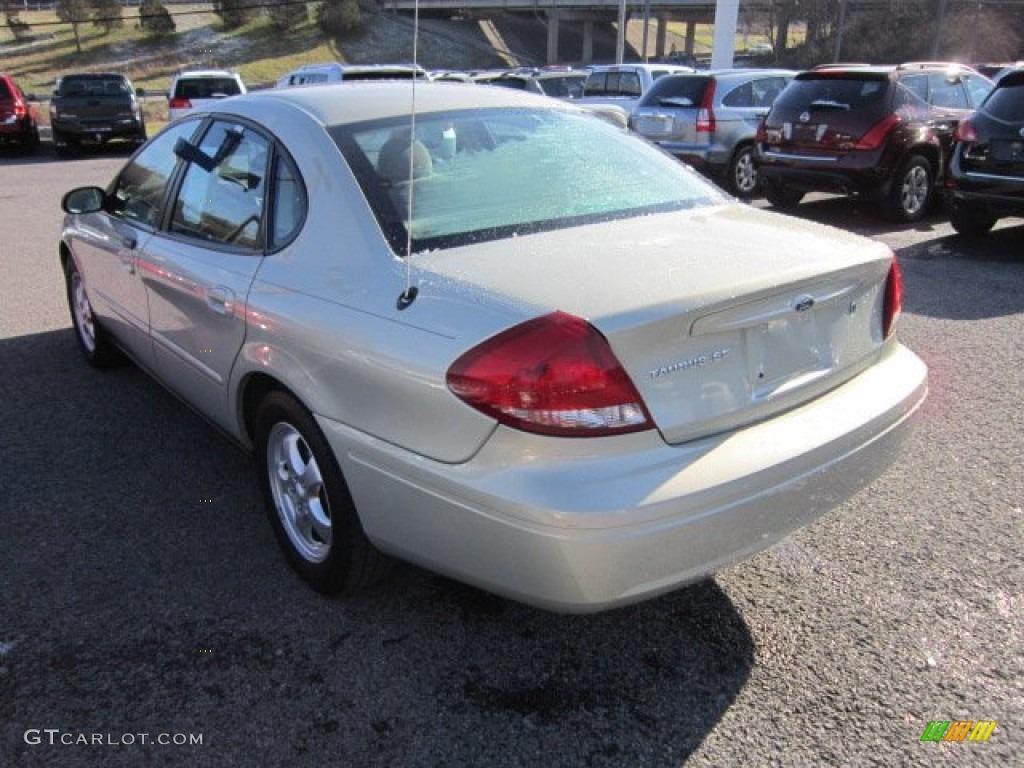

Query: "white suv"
left=578, top=63, right=694, bottom=112
left=168, top=70, right=246, bottom=122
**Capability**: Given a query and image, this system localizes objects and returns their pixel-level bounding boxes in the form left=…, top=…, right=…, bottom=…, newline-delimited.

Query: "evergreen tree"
left=139, top=0, right=175, bottom=38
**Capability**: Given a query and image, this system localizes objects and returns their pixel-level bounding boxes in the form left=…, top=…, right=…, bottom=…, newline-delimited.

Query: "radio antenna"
left=397, top=0, right=421, bottom=311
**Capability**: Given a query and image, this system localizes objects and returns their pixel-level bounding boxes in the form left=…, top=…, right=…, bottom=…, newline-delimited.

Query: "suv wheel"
left=949, top=201, right=997, bottom=237
left=763, top=179, right=804, bottom=209
left=727, top=145, right=759, bottom=197
left=886, top=155, right=933, bottom=222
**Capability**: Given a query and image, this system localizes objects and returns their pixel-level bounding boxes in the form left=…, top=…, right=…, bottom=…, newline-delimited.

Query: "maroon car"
left=0, top=74, right=40, bottom=153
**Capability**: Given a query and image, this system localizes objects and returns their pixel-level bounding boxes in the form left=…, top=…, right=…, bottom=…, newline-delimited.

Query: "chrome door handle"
left=206, top=286, right=236, bottom=317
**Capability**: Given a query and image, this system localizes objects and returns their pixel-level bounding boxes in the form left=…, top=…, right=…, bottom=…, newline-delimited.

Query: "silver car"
left=631, top=68, right=796, bottom=197
left=59, top=82, right=927, bottom=613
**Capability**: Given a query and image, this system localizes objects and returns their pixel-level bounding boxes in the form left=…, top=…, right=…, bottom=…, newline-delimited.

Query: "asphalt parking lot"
left=1, top=147, right=1021, bottom=767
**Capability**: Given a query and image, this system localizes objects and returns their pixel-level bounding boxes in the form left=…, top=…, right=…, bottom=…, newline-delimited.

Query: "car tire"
left=949, top=201, right=997, bottom=237
left=63, top=258, right=123, bottom=368
left=763, top=178, right=804, bottom=209
left=255, top=390, right=392, bottom=595
left=726, top=144, right=760, bottom=198
left=886, top=155, right=933, bottom=222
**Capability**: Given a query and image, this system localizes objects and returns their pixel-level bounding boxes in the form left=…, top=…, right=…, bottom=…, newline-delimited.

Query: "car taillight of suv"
left=756, top=64, right=994, bottom=221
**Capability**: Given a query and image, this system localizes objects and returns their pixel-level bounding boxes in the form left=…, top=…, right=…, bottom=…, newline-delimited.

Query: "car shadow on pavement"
left=1, top=328, right=753, bottom=768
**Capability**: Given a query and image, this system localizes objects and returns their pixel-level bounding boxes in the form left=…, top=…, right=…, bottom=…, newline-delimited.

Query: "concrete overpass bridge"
left=386, top=0, right=743, bottom=67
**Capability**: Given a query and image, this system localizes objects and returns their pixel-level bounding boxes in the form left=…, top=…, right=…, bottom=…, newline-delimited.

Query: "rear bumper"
left=51, top=118, right=144, bottom=143
left=946, top=170, right=1024, bottom=217
left=320, top=342, right=927, bottom=612
left=757, top=146, right=892, bottom=196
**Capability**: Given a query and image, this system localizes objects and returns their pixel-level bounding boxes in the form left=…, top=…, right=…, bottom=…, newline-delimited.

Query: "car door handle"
left=206, top=286, right=236, bottom=318
left=118, top=234, right=137, bottom=273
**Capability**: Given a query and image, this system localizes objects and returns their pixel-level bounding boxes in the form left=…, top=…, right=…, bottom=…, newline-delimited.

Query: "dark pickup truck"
left=49, top=73, right=146, bottom=154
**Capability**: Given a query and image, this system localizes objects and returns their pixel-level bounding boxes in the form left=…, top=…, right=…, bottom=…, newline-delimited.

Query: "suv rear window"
left=584, top=71, right=642, bottom=98
left=984, top=75, right=1024, bottom=121
left=175, top=78, right=242, bottom=99
left=774, top=74, right=889, bottom=112
left=639, top=76, right=709, bottom=107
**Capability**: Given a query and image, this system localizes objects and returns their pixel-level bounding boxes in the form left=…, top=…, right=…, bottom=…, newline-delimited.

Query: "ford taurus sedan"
left=59, top=82, right=928, bottom=612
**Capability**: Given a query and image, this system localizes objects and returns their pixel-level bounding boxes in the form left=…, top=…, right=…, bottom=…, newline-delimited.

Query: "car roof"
left=174, top=70, right=241, bottom=79
left=226, top=81, right=571, bottom=126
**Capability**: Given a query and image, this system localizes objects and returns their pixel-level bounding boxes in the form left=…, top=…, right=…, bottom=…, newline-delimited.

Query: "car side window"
left=169, top=121, right=270, bottom=250
left=722, top=81, right=754, bottom=108
left=964, top=74, right=993, bottom=107
left=108, top=120, right=199, bottom=229
left=928, top=73, right=968, bottom=109
left=897, top=75, right=929, bottom=108
left=270, top=152, right=306, bottom=249
left=752, top=77, right=788, bottom=107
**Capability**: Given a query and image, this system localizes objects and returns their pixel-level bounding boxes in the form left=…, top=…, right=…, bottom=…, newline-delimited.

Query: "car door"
left=139, top=119, right=272, bottom=432
left=68, top=120, right=200, bottom=365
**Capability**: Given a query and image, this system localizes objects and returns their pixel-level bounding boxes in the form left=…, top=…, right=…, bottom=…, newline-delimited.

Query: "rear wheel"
left=254, top=391, right=391, bottom=595
left=949, top=201, right=997, bottom=237
left=886, top=155, right=933, bottom=222
left=726, top=144, right=760, bottom=198
left=763, top=178, right=804, bottom=209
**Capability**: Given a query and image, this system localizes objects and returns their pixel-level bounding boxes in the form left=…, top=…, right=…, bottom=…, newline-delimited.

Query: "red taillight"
left=854, top=113, right=900, bottom=150
left=696, top=80, right=717, bottom=133
left=168, top=97, right=191, bottom=110
left=955, top=118, right=977, bottom=143
left=446, top=311, right=653, bottom=437
left=13, top=100, right=26, bottom=119
left=883, top=258, right=903, bottom=339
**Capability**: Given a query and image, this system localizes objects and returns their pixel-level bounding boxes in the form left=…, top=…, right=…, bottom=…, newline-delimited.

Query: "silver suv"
left=630, top=68, right=795, bottom=197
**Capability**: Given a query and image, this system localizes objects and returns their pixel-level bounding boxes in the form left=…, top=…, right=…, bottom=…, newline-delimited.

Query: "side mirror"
left=62, top=187, right=106, bottom=214
left=136, top=87, right=146, bottom=98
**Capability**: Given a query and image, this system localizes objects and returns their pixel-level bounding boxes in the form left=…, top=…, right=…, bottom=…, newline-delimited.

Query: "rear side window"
left=640, top=76, right=708, bottom=107
left=0, top=80, right=11, bottom=99
left=983, top=81, right=1024, bottom=121
left=928, top=73, right=968, bottom=109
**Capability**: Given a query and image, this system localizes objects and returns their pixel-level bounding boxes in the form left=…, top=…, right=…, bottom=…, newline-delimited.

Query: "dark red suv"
left=0, top=74, right=40, bottom=153
left=756, top=63, right=993, bottom=221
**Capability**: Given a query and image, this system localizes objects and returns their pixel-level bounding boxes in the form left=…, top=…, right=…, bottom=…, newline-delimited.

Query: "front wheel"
left=63, top=258, right=122, bottom=368
left=949, top=201, right=997, bottom=237
left=886, top=155, right=933, bottom=222
left=254, top=391, right=391, bottom=595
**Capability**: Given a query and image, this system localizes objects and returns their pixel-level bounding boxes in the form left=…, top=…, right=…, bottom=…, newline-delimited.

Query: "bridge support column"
left=547, top=10, right=560, bottom=65
left=582, top=20, right=594, bottom=64
left=655, top=15, right=667, bottom=58
left=685, top=20, right=696, bottom=57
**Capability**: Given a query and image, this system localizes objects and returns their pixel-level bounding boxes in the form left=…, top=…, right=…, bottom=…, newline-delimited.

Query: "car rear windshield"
left=537, top=75, right=586, bottom=99
left=60, top=76, right=130, bottom=96
left=639, top=75, right=709, bottom=107
left=984, top=76, right=1024, bottom=121
left=331, top=107, right=722, bottom=253
left=175, top=78, right=242, bottom=99
left=773, top=73, right=890, bottom=112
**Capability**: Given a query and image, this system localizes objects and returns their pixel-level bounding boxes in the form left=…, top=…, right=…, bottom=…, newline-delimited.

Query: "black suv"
left=945, top=68, right=1024, bottom=236
left=756, top=63, right=993, bottom=221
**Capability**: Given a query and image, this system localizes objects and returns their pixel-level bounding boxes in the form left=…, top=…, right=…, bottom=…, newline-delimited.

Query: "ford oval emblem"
left=799, top=111, right=811, bottom=123
left=794, top=296, right=815, bottom=312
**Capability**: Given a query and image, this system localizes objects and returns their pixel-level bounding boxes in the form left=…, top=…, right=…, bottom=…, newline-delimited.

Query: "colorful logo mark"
left=920, top=720, right=997, bottom=742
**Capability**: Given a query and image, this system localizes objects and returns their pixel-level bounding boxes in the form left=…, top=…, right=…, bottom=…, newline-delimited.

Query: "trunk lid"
left=418, top=204, right=894, bottom=444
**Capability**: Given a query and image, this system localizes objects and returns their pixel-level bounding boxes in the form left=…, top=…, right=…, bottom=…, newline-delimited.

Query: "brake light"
left=883, top=258, right=903, bottom=339
left=446, top=312, right=653, bottom=437
left=14, top=100, right=26, bottom=119
left=696, top=81, right=717, bottom=133
left=168, top=97, right=191, bottom=110
left=955, top=118, right=977, bottom=143
left=854, top=113, right=900, bottom=150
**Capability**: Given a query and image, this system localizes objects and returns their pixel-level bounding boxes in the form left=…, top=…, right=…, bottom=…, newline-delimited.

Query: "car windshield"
left=330, top=107, right=722, bottom=253
left=640, top=75, right=709, bottom=108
